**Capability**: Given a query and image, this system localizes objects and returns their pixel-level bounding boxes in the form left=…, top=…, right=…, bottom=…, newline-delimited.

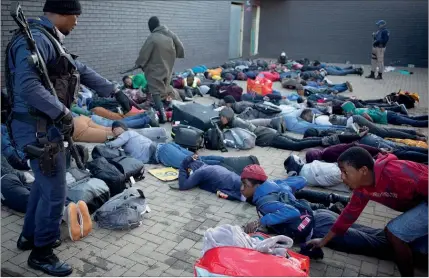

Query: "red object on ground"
left=194, top=246, right=310, bottom=277
left=247, top=76, right=273, bottom=96
left=259, top=71, right=281, bottom=82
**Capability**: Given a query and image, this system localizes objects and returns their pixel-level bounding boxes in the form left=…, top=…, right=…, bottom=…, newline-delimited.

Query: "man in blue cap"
left=5, top=0, right=121, bottom=275
left=366, top=20, right=390, bottom=80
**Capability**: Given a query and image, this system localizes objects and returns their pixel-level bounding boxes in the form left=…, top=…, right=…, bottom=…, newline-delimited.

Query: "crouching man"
left=307, top=147, right=428, bottom=277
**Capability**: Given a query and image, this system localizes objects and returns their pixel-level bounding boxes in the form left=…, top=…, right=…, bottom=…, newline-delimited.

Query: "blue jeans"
left=313, top=209, right=392, bottom=259
left=387, top=111, right=429, bottom=127
left=91, top=113, right=151, bottom=129
left=387, top=202, right=428, bottom=254
left=156, top=143, right=224, bottom=169
left=329, top=83, right=348, bottom=93
left=325, top=66, right=358, bottom=76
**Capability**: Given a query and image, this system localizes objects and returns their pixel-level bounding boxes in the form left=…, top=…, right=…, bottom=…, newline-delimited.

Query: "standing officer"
left=366, top=20, right=390, bottom=80
left=5, top=0, right=120, bottom=276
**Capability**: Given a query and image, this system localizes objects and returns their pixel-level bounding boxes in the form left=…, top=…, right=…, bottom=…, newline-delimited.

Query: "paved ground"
left=1, top=65, right=428, bottom=277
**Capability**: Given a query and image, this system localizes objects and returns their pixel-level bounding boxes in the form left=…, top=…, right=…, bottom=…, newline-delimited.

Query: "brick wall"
left=1, top=0, right=231, bottom=83
left=259, top=0, right=428, bottom=67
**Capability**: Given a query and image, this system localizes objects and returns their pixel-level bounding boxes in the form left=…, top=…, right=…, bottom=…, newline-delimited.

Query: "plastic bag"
left=247, top=76, right=273, bottom=96
left=194, top=246, right=309, bottom=277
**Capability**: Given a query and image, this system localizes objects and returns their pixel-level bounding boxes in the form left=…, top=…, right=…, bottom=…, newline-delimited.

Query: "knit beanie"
left=148, top=16, right=160, bottom=32
left=241, top=165, right=268, bottom=183
left=43, top=0, right=82, bottom=15
left=219, top=107, right=235, bottom=121
left=111, top=121, right=128, bottom=131
left=224, top=95, right=236, bottom=104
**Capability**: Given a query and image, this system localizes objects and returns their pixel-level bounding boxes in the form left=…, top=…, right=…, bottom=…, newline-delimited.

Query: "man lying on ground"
left=240, top=164, right=392, bottom=260
left=220, top=95, right=283, bottom=120
left=305, top=141, right=428, bottom=164
left=307, top=147, right=428, bottom=277
left=342, top=102, right=428, bottom=128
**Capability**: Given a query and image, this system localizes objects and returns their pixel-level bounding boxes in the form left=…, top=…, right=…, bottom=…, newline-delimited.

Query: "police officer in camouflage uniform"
left=5, top=0, right=120, bottom=275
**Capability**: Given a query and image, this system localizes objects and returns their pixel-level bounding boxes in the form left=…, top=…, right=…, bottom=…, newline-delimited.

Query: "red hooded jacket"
left=331, top=153, right=428, bottom=235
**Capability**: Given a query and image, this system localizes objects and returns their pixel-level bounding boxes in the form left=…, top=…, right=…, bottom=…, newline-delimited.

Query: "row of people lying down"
left=174, top=151, right=427, bottom=275
left=242, top=150, right=427, bottom=277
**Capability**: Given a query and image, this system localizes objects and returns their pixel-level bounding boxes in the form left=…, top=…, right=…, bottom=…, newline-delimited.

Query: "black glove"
left=60, top=110, right=74, bottom=136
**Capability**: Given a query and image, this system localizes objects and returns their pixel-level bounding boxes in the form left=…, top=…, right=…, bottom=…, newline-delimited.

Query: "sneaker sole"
left=28, top=259, right=73, bottom=277
left=67, top=203, right=81, bottom=241
left=77, top=201, right=92, bottom=238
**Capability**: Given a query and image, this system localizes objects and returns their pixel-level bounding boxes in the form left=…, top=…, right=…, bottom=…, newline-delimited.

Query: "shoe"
left=399, top=104, right=409, bottom=115
left=28, top=248, right=73, bottom=277
left=329, top=202, right=345, bottom=214
left=346, top=81, right=353, bottom=92
left=17, top=235, right=62, bottom=251
left=375, top=73, right=383, bottom=80
left=145, top=110, right=160, bottom=127
left=357, top=67, right=364, bottom=76
left=283, top=155, right=304, bottom=176
left=169, top=183, right=180, bottom=189
left=152, top=94, right=167, bottom=124
left=77, top=201, right=92, bottom=238
left=385, top=96, right=392, bottom=105
left=66, top=203, right=81, bottom=241
left=329, top=193, right=350, bottom=207
left=365, top=71, right=375, bottom=79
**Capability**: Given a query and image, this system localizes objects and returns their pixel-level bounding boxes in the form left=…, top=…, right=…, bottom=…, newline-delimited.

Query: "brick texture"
left=258, top=0, right=428, bottom=67
left=1, top=0, right=230, bottom=83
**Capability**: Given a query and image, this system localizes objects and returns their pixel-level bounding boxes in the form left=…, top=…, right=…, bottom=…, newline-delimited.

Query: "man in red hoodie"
left=307, top=146, right=428, bottom=276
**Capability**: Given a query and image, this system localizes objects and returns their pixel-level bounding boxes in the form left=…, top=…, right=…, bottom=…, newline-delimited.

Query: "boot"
left=145, top=109, right=160, bottom=127
left=28, top=246, right=73, bottom=276
left=375, top=73, right=383, bottom=80
left=329, top=193, right=350, bottom=207
left=329, top=202, right=345, bottom=214
left=365, top=71, right=375, bottom=79
left=152, top=94, right=167, bottom=124
left=270, top=117, right=286, bottom=133
left=357, top=67, right=364, bottom=76
left=17, top=234, right=61, bottom=251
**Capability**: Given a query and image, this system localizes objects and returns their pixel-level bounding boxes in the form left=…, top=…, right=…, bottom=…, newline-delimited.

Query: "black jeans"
left=353, top=115, right=420, bottom=139
left=270, top=134, right=322, bottom=151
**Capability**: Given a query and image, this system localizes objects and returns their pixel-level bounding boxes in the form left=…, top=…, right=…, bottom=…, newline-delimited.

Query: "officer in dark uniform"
left=5, top=0, right=120, bottom=276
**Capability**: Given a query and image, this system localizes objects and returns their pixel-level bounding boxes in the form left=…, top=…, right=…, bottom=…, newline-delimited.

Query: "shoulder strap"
left=29, top=24, right=66, bottom=55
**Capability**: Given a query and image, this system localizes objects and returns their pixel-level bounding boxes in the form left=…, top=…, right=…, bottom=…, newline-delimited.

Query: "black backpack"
left=254, top=103, right=282, bottom=115
left=171, top=124, right=204, bottom=151
left=204, top=128, right=222, bottom=150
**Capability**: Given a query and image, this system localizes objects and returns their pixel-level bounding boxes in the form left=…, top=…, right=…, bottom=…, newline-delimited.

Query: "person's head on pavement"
left=219, top=107, right=235, bottom=125
left=148, top=16, right=160, bottom=32
left=186, top=75, right=196, bottom=87
left=43, top=0, right=82, bottom=36
left=240, top=164, right=268, bottom=199
left=122, top=75, right=132, bottom=89
left=112, top=121, right=128, bottom=137
left=300, top=108, right=314, bottom=123
left=337, top=146, right=375, bottom=190
left=223, top=95, right=236, bottom=108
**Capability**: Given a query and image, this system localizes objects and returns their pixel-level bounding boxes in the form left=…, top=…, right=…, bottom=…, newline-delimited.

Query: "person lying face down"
left=307, top=147, right=428, bottom=277
left=176, top=154, right=245, bottom=202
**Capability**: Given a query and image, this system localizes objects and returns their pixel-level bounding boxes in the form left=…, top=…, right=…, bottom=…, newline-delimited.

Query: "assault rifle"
left=10, top=2, right=85, bottom=170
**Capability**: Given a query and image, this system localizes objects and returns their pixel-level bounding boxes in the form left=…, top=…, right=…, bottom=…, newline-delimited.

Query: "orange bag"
left=247, top=76, right=273, bottom=96
left=194, top=246, right=309, bottom=277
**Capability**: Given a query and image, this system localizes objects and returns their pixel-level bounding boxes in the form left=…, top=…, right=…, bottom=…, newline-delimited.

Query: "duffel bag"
left=87, top=157, right=126, bottom=196
left=92, top=145, right=126, bottom=160
left=135, top=127, right=168, bottom=143
left=254, top=102, right=282, bottom=115
left=223, top=127, right=256, bottom=150
left=171, top=124, right=204, bottom=151
left=110, top=156, right=145, bottom=181
left=171, top=102, right=218, bottom=131
left=67, top=178, right=110, bottom=214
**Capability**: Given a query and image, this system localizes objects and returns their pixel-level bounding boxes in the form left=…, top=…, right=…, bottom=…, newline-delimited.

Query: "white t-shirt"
left=313, top=115, right=332, bottom=126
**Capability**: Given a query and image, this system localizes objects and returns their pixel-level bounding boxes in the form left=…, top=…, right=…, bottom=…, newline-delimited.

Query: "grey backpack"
left=223, top=127, right=256, bottom=150
left=93, top=188, right=148, bottom=230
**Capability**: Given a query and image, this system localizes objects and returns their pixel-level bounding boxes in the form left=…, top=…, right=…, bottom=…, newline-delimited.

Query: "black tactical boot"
left=28, top=246, right=72, bottom=276
left=17, top=234, right=61, bottom=251
left=152, top=94, right=167, bottom=124
left=375, top=73, right=383, bottom=80
left=365, top=71, right=375, bottom=79
left=270, top=117, right=286, bottom=133
left=329, top=193, right=350, bottom=207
